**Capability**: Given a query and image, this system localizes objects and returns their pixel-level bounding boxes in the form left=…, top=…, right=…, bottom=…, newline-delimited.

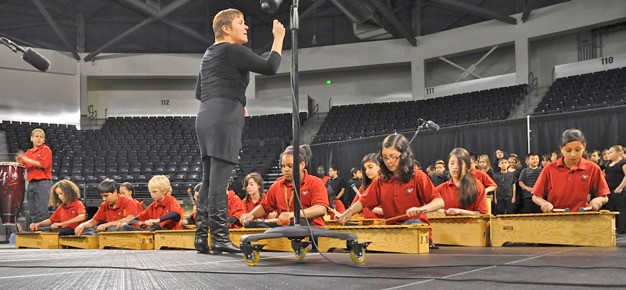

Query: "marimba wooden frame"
left=490, top=211, right=617, bottom=247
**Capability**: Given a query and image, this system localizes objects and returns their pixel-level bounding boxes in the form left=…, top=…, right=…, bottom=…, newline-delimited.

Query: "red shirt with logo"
left=360, top=169, right=441, bottom=225
left=22, top=144, right=52, bottom=181
left=133, top=198, right=143, bottom=214
left=436, top=178, right=488, bottom=214
left=471, top=169, right=497, bottom=189
left=228, top=190, right=246, bottom=228
left=533, top=157, right=610, bottom=211
left=49, top=200, right=86, bottom=229
left=136, top=195, right=183, bottom=230
left=92, top=195, right=139, bottom=224
left=350, top=184, right=383, bottom=218
left=261, top=170, right=329, bottom=226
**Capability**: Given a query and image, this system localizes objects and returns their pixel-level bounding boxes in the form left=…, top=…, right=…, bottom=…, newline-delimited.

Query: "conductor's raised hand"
left=272, top=20, right=285, bottom=39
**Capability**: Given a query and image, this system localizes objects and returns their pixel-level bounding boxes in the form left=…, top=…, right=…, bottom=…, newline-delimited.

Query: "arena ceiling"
left=0, top=0, right=568, bottom=61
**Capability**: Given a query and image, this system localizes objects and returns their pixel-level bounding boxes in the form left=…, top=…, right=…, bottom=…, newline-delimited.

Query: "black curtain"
left=530, top=106, right=624, bottom=155
left=309, top=105, right=626, bottom=179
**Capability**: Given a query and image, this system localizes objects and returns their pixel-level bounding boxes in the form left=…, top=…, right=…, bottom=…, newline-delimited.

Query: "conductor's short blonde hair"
left=213, top=8, right=243, bottom=40
left=148, top=175, right=172, bottom=193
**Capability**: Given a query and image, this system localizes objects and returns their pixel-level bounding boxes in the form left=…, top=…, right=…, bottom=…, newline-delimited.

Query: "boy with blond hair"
left=119, top=175, right=183, bottom=231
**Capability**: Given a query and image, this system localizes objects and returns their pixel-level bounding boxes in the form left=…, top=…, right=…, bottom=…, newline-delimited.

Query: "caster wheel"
left=350, top=248, right=366, bottom=264
left=244, top=250, right=260, bottom=266
left=295, top=247, right=308, bottom=260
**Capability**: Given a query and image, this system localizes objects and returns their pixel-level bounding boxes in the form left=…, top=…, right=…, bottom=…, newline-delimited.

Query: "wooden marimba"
left=15, top=232, right=59, bottom=249
left=59, top=235, right=99, bottom=249
left=98, top=231, right=154, bottom=250
left=428, top=214, right=491, bottom=246
left=153, top=228, right=294, bottom=252
left=491, top=211, right=617, bottom=247
left=317, top=224, right=430, bottom=254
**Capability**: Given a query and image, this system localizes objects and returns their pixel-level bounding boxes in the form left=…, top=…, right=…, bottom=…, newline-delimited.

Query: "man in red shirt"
left=16, top=128, right=52, bottom=224
left=75, top=179, right=139, bottom=235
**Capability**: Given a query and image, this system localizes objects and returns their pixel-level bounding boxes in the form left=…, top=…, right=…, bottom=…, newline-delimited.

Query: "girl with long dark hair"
left=437, top=148, right=488, bottom=216
left=338, top=134, right=444, bottom=225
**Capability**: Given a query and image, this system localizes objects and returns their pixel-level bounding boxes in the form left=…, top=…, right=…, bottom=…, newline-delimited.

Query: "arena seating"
left=0, top=113, right=305, bottom=203
left=313, top=85, right=528, bottom=143
left=534, top=67, right=626, bottom=115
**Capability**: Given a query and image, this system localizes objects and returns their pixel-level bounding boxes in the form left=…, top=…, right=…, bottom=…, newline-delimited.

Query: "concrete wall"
left=0, top=48, right=80, bottom=126
left=1, top=0, right=624, bottom=121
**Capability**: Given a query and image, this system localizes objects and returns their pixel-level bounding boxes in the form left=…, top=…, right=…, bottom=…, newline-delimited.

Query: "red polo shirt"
left=261, top=170, right=329, bottom=226
left=49, top=200, right=86, bottom=229
left=22, top=144, right=52, bottom=181
left=436, top=178, right=488, bottom=214
left=133, top=198, right=143, bottom=213
left=360, top=169, right=441, bottom=225
left=92, top=194, right=139, bottom=223
left=471, top=169, right=497, bottom=189
left=228, top=190, right=246, bottom=228
left=136, top=195, right=183, bottom=230
left=533, top=157, right=610, bottom=211
left=243, top=195, right=263, bottom=213
left=350, top=184, right=383, bottom=218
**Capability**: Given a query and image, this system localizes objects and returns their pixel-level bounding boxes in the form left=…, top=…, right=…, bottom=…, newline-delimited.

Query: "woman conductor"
left=195, top=8, right=285, bottom=254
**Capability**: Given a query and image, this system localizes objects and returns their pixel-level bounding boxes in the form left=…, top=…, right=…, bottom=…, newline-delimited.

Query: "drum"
left=0, top=162, right=25, bottom=224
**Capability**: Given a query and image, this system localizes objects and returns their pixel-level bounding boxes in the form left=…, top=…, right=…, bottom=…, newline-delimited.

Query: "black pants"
left=37, top=226, right=75, bottom=236
left=520, top=196, right=541, bottom=214
left=199, top=156, right=235, bottom=218
left=610, top=191, right=626, bottom=234
left=493, top=197, right=517, bottom=215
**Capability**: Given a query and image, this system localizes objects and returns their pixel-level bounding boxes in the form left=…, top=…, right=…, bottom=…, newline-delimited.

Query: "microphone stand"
left=0, top=37, right=25, bottom=53
left=239, top=0, right=369, bottom=265
left=409, top=119, right=429, bottom=144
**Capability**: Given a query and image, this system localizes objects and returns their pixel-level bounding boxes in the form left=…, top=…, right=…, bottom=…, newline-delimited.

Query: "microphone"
left=22, top=48, right=50, bottom=72
left=417, top=118, right=439, bottom=131
left=260, top=0, right=282, bottom=14
left=1, top=37, right=50, bottom=72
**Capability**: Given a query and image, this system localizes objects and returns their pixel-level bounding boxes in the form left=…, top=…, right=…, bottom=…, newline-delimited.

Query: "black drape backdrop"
left=309, top=105, right=625, bottom=179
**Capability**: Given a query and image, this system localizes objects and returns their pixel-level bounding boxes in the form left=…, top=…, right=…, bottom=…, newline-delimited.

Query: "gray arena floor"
left=1, top=236, right=625, bottom=289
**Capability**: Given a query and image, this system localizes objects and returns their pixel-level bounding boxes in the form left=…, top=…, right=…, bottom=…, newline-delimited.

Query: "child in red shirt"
left=16, top=128, right=53, bottom=224
left=240, top=144, right=329, bottom=227
left=182, top=183, right=201, bottom=227
left=349, top=153, right=384, bottom=218
left=120, top=175, right=183, bottom=231
left=29, top=180, right=86, bottom=236
left=120, top=182, right=144, bottom=214
left=437, top=148, right=488, bottom=216
left=338, top=134, right=444, bottom=226
left=182, top=184, right=246, bottom=229
left=533, top=129, right=610, bottom=212
left=227, top=189, right=245, bottom=228
left=75, top=179, right=139, bottom=236
left=242, top=172, right=265, bottom=213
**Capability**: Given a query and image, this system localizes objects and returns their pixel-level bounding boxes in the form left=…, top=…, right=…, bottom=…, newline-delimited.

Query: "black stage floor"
left=1, top=236, right=625, bottom=289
